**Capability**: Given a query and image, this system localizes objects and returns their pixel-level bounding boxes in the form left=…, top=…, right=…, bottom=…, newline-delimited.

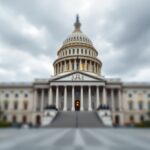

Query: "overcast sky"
left=0, top=0, right=150, bottom=82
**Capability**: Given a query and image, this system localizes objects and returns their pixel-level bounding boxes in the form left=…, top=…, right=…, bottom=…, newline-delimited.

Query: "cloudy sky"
left=0, top=0, right=150, bottom=82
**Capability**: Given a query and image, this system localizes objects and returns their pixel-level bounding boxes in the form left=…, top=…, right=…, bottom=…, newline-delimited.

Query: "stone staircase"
left=49, top=111, right=104, bottom=128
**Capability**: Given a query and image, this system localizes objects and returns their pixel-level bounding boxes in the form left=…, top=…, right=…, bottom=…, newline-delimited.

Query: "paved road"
left=0, top=128, right=150, bottom=150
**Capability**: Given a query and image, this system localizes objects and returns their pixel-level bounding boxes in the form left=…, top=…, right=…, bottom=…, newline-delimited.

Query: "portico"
left=33, top=73, right=122, bottom=112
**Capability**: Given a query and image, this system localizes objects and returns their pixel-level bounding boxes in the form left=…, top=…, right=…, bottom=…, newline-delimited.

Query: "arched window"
left=3, top=115, right=7, bottom=121
left=22, top=115, right=27, bottom=124
left=24, top=93, right=28, bottom=98
left=115, top=115, right=120, bottom=125
left=4, top=101, right=9, bottom=110
left=5, top=93, right=9, bottom=98
left=14, top=101, right=18, bottom=110
left=85, top=49, right=87, bottom=54
left=15, top=93, right=19, bottom=98
left=140, top=115, right=144, bottom=122
left=23, top=101, right=28, bottom=110
left=128, top=101, right=133, bottom=110
left=138, top=101, right=143, bottom=110
left=36, top=115, right=41, bottom=126
left=130, top=115, right=134, bottom=122
left=12, top=115, right=17, bottom=123
left=128, top=93, right=132, bottom=98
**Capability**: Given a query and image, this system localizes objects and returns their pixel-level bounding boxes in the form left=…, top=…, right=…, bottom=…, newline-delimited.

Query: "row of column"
left=54, top=59, right=100, bottom=75
left=33, top=86, right=122, bottom=112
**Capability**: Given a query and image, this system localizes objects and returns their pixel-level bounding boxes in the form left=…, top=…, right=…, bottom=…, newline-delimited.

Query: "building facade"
left=0, top=16, right=150, bottom=126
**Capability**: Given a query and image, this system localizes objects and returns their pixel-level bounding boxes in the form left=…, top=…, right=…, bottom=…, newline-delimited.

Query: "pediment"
left=52, top=72, right=105, bottom=82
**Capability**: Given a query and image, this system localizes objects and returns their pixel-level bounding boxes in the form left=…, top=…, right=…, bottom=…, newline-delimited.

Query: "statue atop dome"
left=74, top=14, right=81, bottom=32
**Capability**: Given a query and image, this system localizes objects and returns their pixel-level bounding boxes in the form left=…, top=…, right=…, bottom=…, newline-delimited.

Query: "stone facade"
left=0, top=16, right=150, bottom=126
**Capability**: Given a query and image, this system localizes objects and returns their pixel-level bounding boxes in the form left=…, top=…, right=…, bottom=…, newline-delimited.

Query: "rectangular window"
left=129, top=101, right=133, bottom=110
left=139, top=101, right=143, bottom=110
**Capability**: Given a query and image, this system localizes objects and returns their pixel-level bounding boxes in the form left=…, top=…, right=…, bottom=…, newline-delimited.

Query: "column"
left=96, top=86, right=100, bottom=108
left=79, top=59, right=82, bottom=70
left=64, top=61, right=66, bottom=71
left=80, top=86, right=84, bottom=111
left=90, top=61, right=92, bottom=72
left=88, top=86, right=92, bottom=111
left=41, top=89, right=44, bottom=111
left=69, top=60, right=72, bottom=71
left=34, top=89, right=38, bottom=111
left=118, top=89, right=122, bottom=111
left=111, top=89, right=114, bottom=111
left=94, top=62, right=96, bottom=73
left=71, top=86, right=75, bottom=111
left=74, top=59, right=77, bottom=70
left=56, top=86, right=59, bottom=109
left=60, top=62, right=62, bottom=73
left=48, top=86, right=53, bottom=106
left=97, top=64, right=99, bottom=75
left=85, top=60, right=87, bottom=71
left=63, top=86, right=67, bottom=111
left=54, top=65, right=56, bottom=75
left=102, top=87, right=107, bottom=105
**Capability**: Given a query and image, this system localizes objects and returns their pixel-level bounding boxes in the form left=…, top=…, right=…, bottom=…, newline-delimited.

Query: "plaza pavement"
left=0, top=128, right=150, bottom=150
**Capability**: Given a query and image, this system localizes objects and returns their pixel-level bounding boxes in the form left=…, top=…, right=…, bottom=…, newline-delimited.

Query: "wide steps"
left=49, top=111, right=104, bottom=128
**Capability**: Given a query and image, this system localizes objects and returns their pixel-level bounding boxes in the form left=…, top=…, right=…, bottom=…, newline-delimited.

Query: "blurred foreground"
left=0, top=128, right=150, bottom=150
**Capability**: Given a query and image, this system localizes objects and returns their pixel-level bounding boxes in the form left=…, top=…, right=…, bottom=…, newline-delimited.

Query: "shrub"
left=0, top=121, right=12, bottom=128
left=135, top=121, right=150, bottom=128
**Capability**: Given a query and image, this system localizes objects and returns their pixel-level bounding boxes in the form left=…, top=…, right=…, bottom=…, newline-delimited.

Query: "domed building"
left=54, top=15, right=101, bottom=77
left=0, top=15, right=150, bottom=127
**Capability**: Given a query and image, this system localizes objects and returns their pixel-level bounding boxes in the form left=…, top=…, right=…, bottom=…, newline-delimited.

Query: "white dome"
left=63, top=15, right=93, bottom=46
left=63, top=31, right=93, bottom=46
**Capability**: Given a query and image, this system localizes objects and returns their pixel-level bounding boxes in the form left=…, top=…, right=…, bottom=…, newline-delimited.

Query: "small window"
left=140, top=115, right=144, bottom=122
left=4, top=101, right=9, bottom=110
left=128, top=93, right=132, bottom=98
left=77, top=49, right=79, bottom=54
left=130, top=115, right=134, bottom=122
left=12, top=115, right=17, bottom=123
left=69, top=49, right=71, bottom=54
left=85, top=49, right=87, bottom=54
left=73, top=49, right=75, bottom=54
left=15, top=93, right=19, bottom=98
left=81, top=49, right=83, bottom=54
left=138, top=101, right=143, bottom=110
left=23, top=101, right=28, bottom=110
left=24, top=93, right=28, bottom=98
left=3, top=116, right=7, bottom=121
left=129, top=101, right=133, bottom=110
left=22, top=115, right=27, bottom=124
left=14, top=101, right=18, bottom=110
left=5, top=93, right=9, bottom=98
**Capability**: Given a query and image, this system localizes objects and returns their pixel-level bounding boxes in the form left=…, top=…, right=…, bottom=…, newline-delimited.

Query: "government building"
left=0, top=16, right=150, bottom=126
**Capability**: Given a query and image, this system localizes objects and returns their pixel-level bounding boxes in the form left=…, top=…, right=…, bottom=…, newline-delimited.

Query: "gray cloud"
left=0, top=0, right=150, bottom=81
